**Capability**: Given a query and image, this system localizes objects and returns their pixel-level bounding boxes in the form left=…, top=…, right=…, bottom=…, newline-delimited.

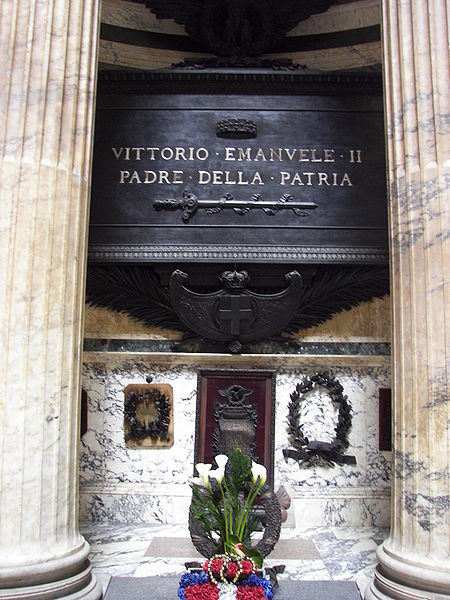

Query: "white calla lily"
left=192, top=476, right=208, bottom=488
left=195, top=462, right=212, bottom=477
left=193, top=462, right=212, bottom=488
left=214, top=454, right=229, bottom=470
left=209, top=467, right=225, bottom=484
left=251, top=461, right=267, bottom=485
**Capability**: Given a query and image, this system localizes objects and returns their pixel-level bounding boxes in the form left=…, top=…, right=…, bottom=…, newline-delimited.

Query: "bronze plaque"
left=124, top=383, right=174, bottom=448
left=195, top=369, right=275, bottom=487
left=89, top=71, right=387, bottom=264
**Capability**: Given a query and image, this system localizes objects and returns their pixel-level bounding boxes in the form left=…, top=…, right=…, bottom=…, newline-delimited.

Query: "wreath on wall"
left=283, top=372, right=356, bottom=467
left=124, top=387, right=171, bottom=444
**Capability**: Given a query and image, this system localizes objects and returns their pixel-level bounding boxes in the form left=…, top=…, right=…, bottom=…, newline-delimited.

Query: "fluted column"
left=366, top=1, right=449, bottom=598
left=0, top=1, right=101, bottom=598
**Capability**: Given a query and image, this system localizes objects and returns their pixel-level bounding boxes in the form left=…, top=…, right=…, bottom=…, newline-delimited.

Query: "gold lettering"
left=112, top=147, right=124, bottom=160
left=174, top=147, right=187, bottom=161
left=129, top=170, right=141, bottom=183
left=318, top=172, right=329, bottom=185
left=340, top=173, right=353, bottom=186
left=160, top=147, right=174, bottom=160
left=198, top=170, right=210, bottom=184
left=298, top=149, right=309, bottom=161
left=173, top=170, right=183, bottom=183
left=144, top=170, right=157, bottom=184
left=119, top=170, right=129, bottom=183
left=250, top=172, right=264, bottom=185
left=132, top=147, right=145, bottom=160
left=224, top=171, right=237, bottom=184
left=284, top=148, right=296, bottom=161
left=324, top=149, right=335, bottom=162
left=349, top=149, right=362, bottom=163
left=291, top=172, right=304, bottom=185
left=212, top=170, right=223, bottom=184
left=146, top=147, right=159, bottom=160
left=158, top=171, right=170, bottom=184
left=303, top=172, right=314, bottom=185
left=269, top=148, right=282, bottom=162
left=238, top=148, right=251, bottom=161
left=254, top=148, right=266, bottom=161
left=196, top=148, right=209, bottom=160
left=310, top=149, right=322, bottom=162
left=224, top=148, right=235, bottom=161
left=280, top=171, right=290, bottom=185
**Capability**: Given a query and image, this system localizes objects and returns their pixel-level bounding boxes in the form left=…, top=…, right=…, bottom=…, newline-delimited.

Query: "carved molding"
left=97, top=70, right=383, bottom=96
left=88, top=245, right=389, bottom=263
left=171, top=57, right=307, bottom=70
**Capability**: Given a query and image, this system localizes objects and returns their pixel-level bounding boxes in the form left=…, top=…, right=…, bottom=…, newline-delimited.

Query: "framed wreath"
left=283, top=372, right=356, bottom=466
left=123, top=383, right=173, bottom=447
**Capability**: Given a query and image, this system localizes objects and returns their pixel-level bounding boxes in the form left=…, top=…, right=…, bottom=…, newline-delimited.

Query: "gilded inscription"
left=111, top=145, right=362, bottom=188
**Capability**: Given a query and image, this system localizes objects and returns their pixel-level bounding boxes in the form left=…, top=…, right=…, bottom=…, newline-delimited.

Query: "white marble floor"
left=81, top=522, right=387, bottom=597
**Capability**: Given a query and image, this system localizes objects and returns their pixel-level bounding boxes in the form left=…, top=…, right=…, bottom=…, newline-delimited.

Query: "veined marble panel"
left=80, top=358, right=391, bottom=526
left=275, top=366, right=392, bottom=489
left=80, top=360, right=197, bottom=487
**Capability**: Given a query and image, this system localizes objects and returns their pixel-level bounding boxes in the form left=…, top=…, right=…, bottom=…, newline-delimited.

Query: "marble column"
left=0, top=1, right=102, bottom=598
left=366, top=1, right=449, bottom=598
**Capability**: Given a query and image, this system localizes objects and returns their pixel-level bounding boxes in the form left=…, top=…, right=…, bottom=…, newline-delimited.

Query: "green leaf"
left=227, top=448, right=252, bottom=496
left=224, top=536, right=263, bottom=569
left=228, top=533, right=241, bottom=545
left=242, top=546, right=263, bottom=568
left=237, top=543, right=264, bottom=569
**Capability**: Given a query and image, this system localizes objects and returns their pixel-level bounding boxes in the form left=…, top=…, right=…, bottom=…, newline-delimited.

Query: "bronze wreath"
left=189, top=481, right=281, bottom=559
left=283, top=372, right=356, bottom=466
left=124, top=388, right=171, bottom=443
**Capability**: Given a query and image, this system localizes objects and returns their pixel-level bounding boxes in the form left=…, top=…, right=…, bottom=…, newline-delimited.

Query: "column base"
left=0, top=567, right=102, bottom=600
left=365, top=544, right=450, bottom=600
left=0, top=541, right=102, bottom=600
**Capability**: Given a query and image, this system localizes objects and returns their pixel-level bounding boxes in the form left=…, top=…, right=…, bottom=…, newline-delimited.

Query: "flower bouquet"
left=178, top=449, right=276, bottom=599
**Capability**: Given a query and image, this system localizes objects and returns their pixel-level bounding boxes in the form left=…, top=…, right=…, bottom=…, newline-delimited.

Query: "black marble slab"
left=104, top=577, right=361, bottom=600
left=83, top=338, right=390, bottom=356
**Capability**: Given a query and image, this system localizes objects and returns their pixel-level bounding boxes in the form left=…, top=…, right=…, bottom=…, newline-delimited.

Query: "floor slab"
left=81, top=522, right=388, bottom=598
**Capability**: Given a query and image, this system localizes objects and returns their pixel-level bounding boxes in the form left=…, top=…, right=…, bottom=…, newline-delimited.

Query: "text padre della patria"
left=111, top=145, right=363, bottom=187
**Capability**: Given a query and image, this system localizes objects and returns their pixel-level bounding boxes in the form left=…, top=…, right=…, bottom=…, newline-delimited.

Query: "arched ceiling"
left=99, top=0, right=382, bottom=71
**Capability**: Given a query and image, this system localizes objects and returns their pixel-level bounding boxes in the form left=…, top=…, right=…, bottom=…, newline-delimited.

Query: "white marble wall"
left=80, top=357, right=391, bottom=528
